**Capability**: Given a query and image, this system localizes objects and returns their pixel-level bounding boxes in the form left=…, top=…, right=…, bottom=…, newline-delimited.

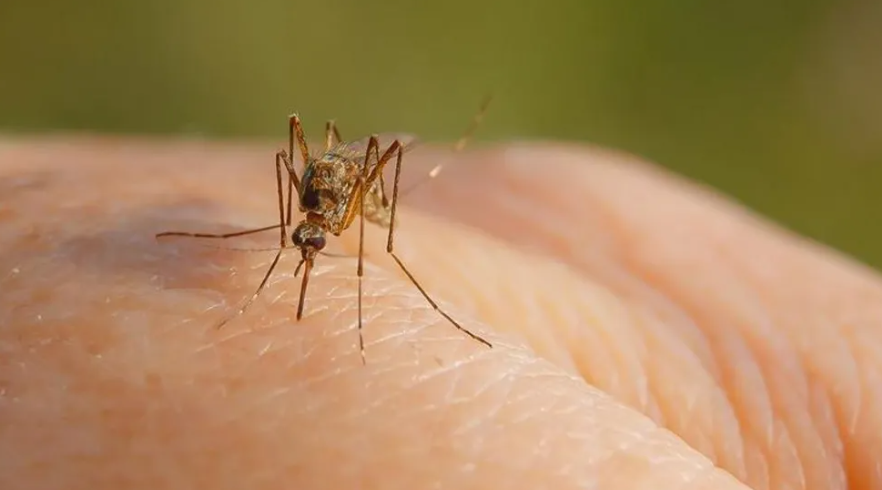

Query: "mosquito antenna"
left=454, top=93, right=493, bottom=152
left=400, top=94, right=492, bottom=196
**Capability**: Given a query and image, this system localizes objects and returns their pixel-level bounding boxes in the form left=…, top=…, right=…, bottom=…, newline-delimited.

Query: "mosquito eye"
left=305, top=236, right=326, bottom=250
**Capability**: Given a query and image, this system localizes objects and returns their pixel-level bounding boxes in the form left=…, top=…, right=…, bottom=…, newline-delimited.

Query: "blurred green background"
left=1, top=1, right=880, bottom=269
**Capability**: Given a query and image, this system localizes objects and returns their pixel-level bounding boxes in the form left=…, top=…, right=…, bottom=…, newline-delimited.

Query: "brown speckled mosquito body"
left=157, top=97, right=494, bottom=363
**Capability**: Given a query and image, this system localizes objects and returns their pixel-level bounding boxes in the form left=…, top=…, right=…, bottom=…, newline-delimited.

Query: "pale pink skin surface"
left=0, top=136, right=880, bottom=490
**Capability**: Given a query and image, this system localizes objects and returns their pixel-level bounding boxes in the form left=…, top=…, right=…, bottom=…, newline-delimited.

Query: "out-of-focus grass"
left=1, top=0, right=880, bottom=269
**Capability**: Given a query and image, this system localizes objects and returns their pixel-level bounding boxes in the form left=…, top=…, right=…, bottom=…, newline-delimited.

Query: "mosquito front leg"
left=156, top=224, right=283, bottom=241
left=274, top=151, right=290, bottom=247
left=288, top=114, right=310, bottom=177
left=212, top=148, right=293, bottom=329
left=155, top=150, right=294, bottom=242
left=285, top=114, right=311, bottom=225
left=278, top=150, right=297, bottom=226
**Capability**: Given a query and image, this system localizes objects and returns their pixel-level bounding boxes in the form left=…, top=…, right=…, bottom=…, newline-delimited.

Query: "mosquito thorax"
left=300, top=159, right=346, bottom=213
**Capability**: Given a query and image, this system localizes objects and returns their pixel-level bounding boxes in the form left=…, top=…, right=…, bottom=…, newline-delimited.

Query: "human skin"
left=0, top=136, right=880, bottom=490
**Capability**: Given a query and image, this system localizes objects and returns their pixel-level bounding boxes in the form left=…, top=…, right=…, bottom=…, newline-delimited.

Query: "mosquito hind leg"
left=384, top=143, right=492, bottom=348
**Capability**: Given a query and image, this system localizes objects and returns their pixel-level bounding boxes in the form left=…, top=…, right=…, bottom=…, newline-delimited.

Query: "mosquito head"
left=291, top=221, right=326, bottom=262
left=291, top=220, right=326, bottom=321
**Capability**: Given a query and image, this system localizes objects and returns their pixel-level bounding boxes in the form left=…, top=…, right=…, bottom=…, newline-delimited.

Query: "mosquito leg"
left=385, top=143, right=492, bottom=348
left=157, top=149, right=293, bottom=242
left=399, top=94, right=492, bottom=197
left=289, top=114, right=310, bottom=176
left=364, top=139, right=403, bottom=186
left=356, top=135, right=382, bottom=364
left=358, top=137, right=403, bottom=232
left=454, top=93, right=492, bottom=152
left=156, top=224, right=282, bottom=240
left=282, top=150, right=296, bottom=227
left=274, top=151, right=289, bottom=248
left=325, top=120, right=343, bottom=150
left=216, top=250, right=283, bottom=329
left=286, top=114, right=308, bottom=225
left=378, top=172, right=389, bottom=208
left=215, top=149, right=290, bottom=329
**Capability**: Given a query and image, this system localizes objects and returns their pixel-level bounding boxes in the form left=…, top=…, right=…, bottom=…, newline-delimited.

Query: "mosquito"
left=156, top=97, right=493, bottom=362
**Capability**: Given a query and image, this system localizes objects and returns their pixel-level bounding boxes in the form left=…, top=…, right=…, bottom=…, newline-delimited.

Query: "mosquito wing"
left=340, top=133, right=420, bottom=164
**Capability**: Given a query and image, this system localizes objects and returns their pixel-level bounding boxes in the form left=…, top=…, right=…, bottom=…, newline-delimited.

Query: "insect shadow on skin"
left=156, top=96, right=494, bottom=364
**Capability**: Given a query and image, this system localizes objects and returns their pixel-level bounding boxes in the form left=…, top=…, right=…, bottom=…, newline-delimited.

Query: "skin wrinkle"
left=565, top=285, right=656, bottom=415
left=614, top=217, right=824, bottom=488
left=496, top=149, right=725, bottom=378
left=592, top=425, right=719, bottom=490
left=396, top=201, right=672, bottom=396
left=576, top=158, right=864, bottom=490
left=809, top=381, right=846, bottom=483
left=368, top=354, right=493, bottom=416
left=408, top=216, right=642, bottom=392
left=625, top=311, right=664, bottom=424
left=399, top=147, right=872, bottom=490
left=837, top=329, right=866, bottom=437
left=848, top=329, right=882, bottom=438
left=417, top=150, right=727, bottom=388
left=634, top=307, right=745, bottom=472
left=448, top=363, right=524, bottom=435
left=653, top=183, right=827, bottom=484
left=510, top=278, right=582, bottom=375
left=358, top=212, right=585, bottom=374
left=845, top=332, right=882, bottom=488
left=734, top=256, right=873, bottom=489
left=568, top=154, right=856, bottom=490
left=406, top=155, right=759, bottom=478
left=640, top=266, right=785, bottom=489
left=398, top=350, right=691, bottom=489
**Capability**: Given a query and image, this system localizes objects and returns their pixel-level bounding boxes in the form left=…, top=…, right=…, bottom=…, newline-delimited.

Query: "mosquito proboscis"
left=156, top=97, right=493, bottom=363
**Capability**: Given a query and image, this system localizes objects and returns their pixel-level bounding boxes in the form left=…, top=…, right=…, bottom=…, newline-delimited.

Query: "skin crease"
left=0, top=136, right=880, bottom=490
